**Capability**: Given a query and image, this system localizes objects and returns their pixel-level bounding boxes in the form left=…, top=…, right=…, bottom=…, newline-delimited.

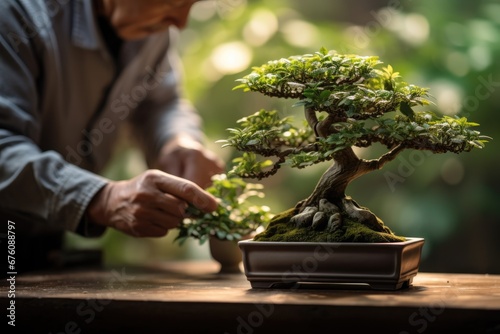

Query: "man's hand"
left=156, top=134, right=225, bottom=189
left=86, top=170, right=218, bottom=237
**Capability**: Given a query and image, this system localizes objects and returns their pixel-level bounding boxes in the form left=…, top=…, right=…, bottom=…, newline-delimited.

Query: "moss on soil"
left=254, top=207, right=406, bottom=243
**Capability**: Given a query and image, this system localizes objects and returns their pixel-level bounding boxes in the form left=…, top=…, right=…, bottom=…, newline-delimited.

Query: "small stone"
left=327, top=213, right=342, bottom=232
left=303, top=206, right=318, bottom=214
left=312, top=211, right=328, bottom=230
left=290, top=206, right=317, bottom=228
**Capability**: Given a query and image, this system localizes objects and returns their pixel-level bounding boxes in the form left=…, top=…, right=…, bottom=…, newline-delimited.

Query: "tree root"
left=289, top=196, right=388, bottom=233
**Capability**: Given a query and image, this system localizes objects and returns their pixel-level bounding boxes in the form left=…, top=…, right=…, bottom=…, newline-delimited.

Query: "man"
left=0, top=0, right=225, bottom=271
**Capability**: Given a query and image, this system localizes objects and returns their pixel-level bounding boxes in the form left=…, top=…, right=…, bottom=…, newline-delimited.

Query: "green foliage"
left=318, top=111, right=490, bottom=153
left=219, top=109, right=314, bottom=152
left=223, top=109, right=490, bottom=177
left=372, top=112, right=491, bottom=152
left=224, top=48, right=490, bottom=179
left=234, top=47, right=381, bottom=98
left=228, top=152, right=275, bottom=178
left=175, top=174, right=274, bottom=245
left=234, top=49, right=431, bottom=119
left=219, top=109, right=317, bottom=178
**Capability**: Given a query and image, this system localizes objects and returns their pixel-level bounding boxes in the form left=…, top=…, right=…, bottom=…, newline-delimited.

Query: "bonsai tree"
left=220, top=47, right=490, bottom=243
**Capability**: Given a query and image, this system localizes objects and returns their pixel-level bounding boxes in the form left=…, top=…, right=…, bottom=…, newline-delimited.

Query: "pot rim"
left=238, top=236, right=424, bottom=247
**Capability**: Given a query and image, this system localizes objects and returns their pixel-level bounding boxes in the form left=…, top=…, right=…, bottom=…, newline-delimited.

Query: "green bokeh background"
left=66, top=0, right=500, bottom=274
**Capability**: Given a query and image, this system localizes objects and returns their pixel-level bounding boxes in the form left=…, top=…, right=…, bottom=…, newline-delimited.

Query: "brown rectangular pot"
left=238, top=237, right=424, bottom=290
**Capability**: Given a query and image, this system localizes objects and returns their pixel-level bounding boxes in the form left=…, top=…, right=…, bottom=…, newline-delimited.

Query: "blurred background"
left=66, top=0, right=499, bottom=274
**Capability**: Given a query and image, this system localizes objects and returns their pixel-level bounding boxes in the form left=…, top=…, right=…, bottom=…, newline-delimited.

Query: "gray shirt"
left=0, top=0, right=203, bottom=235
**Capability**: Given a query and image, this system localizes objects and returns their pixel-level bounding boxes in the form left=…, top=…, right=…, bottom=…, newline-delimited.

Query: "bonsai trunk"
left=283, top=108, right=407, bottom=234
left=300, top=148, right=362, bottom=206
left=295, top=147, right=387, bottom=232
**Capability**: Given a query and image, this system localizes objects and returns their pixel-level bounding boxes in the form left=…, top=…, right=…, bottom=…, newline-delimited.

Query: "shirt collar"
left=71, top=0, right=102, bottom=50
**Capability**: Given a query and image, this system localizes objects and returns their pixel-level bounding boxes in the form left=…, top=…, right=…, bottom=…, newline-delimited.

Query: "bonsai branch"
left=363, top=144, right=405, bottom=171
left=305, top=107, right=347, bottom=138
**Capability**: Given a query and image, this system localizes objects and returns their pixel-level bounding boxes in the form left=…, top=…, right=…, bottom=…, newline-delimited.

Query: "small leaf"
left=400, top=102, right=415, bottom=120
left=216, top=230, right=227, bottom=239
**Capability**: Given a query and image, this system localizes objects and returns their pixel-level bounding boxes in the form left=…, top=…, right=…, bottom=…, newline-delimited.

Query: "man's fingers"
left=118, top=206, right=184, bottom=237
left=151, top=171, right=218, bottom=212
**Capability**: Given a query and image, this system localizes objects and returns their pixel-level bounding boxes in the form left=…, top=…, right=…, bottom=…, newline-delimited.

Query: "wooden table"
left=2, top=260, right=499, bottom=333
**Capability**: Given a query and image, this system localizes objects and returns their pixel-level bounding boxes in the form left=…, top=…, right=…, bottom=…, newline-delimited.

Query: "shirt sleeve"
left=128, top=30, right=204, bottom=168
left=0, top=2, right=108, bottom=236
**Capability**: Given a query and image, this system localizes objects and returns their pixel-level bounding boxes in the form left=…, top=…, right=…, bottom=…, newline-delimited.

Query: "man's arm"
left=0, top=2, right=109, bottom=234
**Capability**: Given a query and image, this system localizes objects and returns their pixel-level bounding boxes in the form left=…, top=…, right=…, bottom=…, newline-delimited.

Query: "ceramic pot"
left=238, top=237, right=425, bottom=290
left=209, top=234, right=253, bottom=274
